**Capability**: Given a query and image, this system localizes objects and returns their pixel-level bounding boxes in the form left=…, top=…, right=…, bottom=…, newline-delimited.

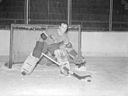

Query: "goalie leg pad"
left=54, top=49, right=70, bottom=76
left=33, top=41, right=48, bottom=58
left=54, top=49, right=68, bottom=64
left=21, top=53, right=39, bottom=75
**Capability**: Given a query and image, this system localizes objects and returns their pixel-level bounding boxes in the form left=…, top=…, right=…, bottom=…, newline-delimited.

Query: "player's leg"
left=21, top=41, right=48, bottom=75
left=21, top=53, right=39, bottom=75
left=54, top=49, right=70, bottom=76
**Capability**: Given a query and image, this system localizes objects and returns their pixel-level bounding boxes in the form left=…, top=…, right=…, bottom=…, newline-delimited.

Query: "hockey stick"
left=41, top=53, right=92, bottom=80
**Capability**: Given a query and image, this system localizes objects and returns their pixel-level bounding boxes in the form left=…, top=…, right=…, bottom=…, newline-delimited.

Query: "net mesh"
left=9, top=24, right=81, bottom=67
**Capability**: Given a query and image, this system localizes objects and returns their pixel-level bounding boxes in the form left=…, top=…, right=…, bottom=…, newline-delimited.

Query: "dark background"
left=0, top=0, right=128, bottom=31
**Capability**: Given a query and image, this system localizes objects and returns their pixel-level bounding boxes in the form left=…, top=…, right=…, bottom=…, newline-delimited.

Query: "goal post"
left=7, top=24, right=82, bottom=68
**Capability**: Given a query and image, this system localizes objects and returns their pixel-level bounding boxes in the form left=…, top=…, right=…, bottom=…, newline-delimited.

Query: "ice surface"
left=0, top=57, right=128, bottom=96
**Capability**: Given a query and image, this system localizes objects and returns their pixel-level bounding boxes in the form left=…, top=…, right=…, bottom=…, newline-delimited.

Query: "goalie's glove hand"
left=74, top=56, right=86, bottom=68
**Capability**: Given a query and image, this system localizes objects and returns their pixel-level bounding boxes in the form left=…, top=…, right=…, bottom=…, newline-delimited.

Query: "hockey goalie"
left=21, top=23, right=86, bottom=77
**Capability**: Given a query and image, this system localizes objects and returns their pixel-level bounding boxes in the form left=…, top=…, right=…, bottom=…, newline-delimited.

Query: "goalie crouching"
left=21, top=23, right=86, bottom=76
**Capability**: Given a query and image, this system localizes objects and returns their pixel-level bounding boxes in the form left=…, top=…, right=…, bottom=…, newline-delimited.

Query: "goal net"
left=8, top=24, right=82, bottom=68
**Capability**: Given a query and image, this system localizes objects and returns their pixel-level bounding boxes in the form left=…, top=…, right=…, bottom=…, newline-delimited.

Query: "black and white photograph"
left=0, top=0, right=128, bottom=96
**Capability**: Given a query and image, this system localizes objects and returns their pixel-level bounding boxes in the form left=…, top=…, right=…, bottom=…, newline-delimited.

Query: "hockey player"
left=21, top=23, right=86, bottom=75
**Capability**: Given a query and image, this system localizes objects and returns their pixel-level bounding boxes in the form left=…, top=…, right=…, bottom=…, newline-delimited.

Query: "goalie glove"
left=40, top=32, right=48, bottom=40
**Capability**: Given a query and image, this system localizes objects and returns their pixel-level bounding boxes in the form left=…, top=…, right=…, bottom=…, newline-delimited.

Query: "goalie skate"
left=21, top=53, right=39, bottom=75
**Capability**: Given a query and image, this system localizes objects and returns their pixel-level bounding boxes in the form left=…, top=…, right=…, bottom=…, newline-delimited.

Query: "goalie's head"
left=61, top=23, right=67, bottom=28
left=58, top=23, right=68, bottom=35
